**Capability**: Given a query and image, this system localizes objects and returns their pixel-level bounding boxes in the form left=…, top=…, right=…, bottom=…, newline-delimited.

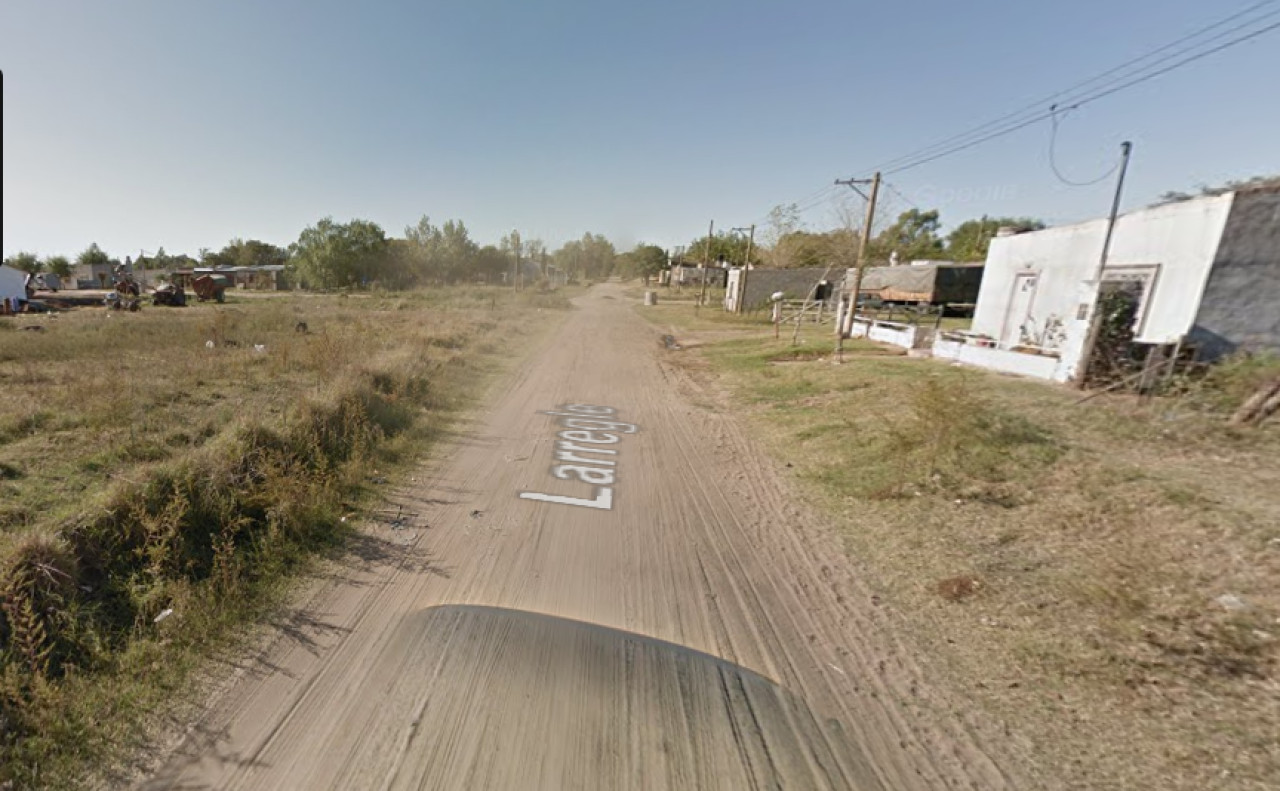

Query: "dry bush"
left=0, top=287, right=566, bottom=787
left=878, top=375, right=1060, bottom=503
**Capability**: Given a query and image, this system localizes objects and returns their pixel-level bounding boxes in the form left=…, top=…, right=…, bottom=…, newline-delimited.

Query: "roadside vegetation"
left=645, top=302, right=1280, bottom=791
left=0, top=287, right=572, bottom=788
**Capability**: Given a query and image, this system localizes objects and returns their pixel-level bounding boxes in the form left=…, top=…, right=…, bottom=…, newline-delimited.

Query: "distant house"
left=0, top=264, right=29, bottom=311
left=190, top=265, right=289, bottom=290
left=669, top=264, right=728, bottom=288
left=724, top=267, right=838, bottom=313
left=72, top=261, right=117, bottom=289
left=933, top=183, right=1280, bottom=382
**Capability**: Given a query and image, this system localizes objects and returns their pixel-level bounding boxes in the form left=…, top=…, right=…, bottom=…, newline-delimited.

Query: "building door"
left=1001, top=272, right=1039, bottom=348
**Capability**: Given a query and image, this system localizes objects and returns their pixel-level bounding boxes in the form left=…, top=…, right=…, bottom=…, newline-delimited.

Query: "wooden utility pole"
left=844, top=172, right=880, bottom=337
left=1074, top=142, right=1133, bottom=388
left=698, top=220, right=714, bottom=307
left=737, top=222, right=752, bottom=312
left=833, top=172, right=881, bottom=347
left=510, top=230, right=522, bottom=289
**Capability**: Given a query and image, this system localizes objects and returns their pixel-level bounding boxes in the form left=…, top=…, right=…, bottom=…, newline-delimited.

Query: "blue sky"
left=3, top=0, right=1278, bottom=260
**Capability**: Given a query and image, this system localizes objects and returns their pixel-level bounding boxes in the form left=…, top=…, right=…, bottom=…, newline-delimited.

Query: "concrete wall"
left=973, top=193, right=1234, bottom=378
left=850, top=317, right=920, bottom=349
left=671, top=266, right=727, bottom=287
left=730, top=267, right=841, bottom=313
left=72, top=263, right=116, bottom=289
left=1189, top=188, right=1280, bottom=359
left=933, top=334, right=1066, bottom=381
left=0, top=265, right=28, bottom=303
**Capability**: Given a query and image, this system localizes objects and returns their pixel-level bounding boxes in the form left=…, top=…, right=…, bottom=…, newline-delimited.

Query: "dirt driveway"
left=137, top=283, right=1023, bottom=790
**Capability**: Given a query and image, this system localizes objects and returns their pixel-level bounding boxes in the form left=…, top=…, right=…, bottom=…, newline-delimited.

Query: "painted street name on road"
left=519, top=403, right=637, bottom=510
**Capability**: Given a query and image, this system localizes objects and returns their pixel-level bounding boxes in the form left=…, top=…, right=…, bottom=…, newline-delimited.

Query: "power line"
left=879, top=16, right=1280, bottom=176
left=884, top=182, right=918, bottom=209
left=744, top=1, right=1278, bottom=234
left=1047, top=106, right=1119, bottom=187
left=859, top=2, right=1280, bottom=176
left=864, top=0, right=1280, bottom=175
left=747, top=183, right=840, bottom=229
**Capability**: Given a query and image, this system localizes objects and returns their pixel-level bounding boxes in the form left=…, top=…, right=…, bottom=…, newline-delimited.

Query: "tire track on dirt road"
left=137, top=283, right=1029, bottom=790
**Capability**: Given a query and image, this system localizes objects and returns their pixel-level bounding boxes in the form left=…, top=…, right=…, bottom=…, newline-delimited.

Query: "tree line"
left=2, top=217, right=639, bottom=290
left=4, top=203, right=1068, bottom=290
left=671, top=206, right=1045, bottom=273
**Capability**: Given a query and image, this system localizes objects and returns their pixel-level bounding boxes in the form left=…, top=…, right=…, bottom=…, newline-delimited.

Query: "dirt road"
left=139, top=284, right=1023, bottom=790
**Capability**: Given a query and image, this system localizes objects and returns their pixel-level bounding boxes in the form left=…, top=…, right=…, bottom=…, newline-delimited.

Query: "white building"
left=934, top=184, right=1280, bottom=382
left=0, top=264, right=30, bottom=310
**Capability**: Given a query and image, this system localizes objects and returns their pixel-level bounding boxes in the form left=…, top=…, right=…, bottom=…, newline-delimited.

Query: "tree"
left=683, top=232, right=759, bottom=268
left=44, top=255, right=73, bottom=278
left=869, top=209, right=944, bottom=263
left=437, top=220, right=478, bottom=282
left=289, top=217, right=388, bottom=289
left=76, top=243, right=111, bottom=268
left=769, top=231, right=831, bottom=269
left=216, top=239, right=289, bottom=269
left=761, top=203, right=803, bottom=267
left=473, top=245, right=510, bottom=282
left=523, top=238, right=547, bottom=263
left=579, top=233, right=616, bottom=280
left=402, top=216, right=478, bottom=284
left=552, top=233, right=616, bottom=282
left=618, top=244, right=668, bottom=280
left=3, top=252, right=42, bottom=273
left=551, top=238, right=582, bottom=282
left=945, top=216, right=1045, bottom=262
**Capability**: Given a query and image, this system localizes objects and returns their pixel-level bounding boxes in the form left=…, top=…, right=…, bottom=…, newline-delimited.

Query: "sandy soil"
left=135, top=284, right=1026, bottom=790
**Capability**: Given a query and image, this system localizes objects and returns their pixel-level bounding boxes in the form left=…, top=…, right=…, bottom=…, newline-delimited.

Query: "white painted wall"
left=933, top=335, right=1066, bottom=381
left=724, top=268, right=743, bottom=311
left=973, top=194, right=1235, bottom=375
left=850, top=317, right=919, bottom=349
left=0, top=265, right=28, bottom=303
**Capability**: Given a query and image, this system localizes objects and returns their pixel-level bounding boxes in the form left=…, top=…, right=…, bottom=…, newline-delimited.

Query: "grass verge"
left=644, top=303, right=1280, bottom=791
left=0, top=287, right=571, bottom=788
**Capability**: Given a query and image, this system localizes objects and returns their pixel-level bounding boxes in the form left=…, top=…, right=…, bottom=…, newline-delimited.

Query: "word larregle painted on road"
left=519, top=404, right=637, bottom=510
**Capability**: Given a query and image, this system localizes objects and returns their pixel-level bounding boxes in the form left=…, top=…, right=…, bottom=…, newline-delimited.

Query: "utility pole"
left=509, top=230, right=522, bottom=289
left=698, top=219, right=714, bottom=307
left=834, top=171, right=881, bottom=343
left=1074, top=141, right=1134, bottom=388
left=739, top=224, right=754, bottom=314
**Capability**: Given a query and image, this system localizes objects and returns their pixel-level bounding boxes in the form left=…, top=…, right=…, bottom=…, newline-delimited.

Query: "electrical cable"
left=1047, top=105, right=1120, bottom=187
left=884, top=182, right=918, bottom=208
left=864, top=0, right=1280, bottom=175
left=859, top=2, right=1280, bottom=176
left=878, top=17, right=1280, bottom=176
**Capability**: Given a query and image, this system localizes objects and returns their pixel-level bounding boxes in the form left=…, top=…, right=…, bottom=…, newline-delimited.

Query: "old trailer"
left=857, top=261, right=984, bottom=306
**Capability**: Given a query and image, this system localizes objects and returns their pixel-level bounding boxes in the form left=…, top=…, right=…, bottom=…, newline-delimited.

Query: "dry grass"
left=647, top=308, right=1280, bottom=791
left=0, top=287, right=570, bottom=789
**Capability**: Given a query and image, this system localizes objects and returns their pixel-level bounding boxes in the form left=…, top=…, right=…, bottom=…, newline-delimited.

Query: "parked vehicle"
left=192, top=274, right=229, bottom=303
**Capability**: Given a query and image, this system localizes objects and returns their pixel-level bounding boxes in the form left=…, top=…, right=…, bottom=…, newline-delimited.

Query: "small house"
left=724, top=267, right=839, bottom=313
left=670, top=264, right=728, bottom=289
left=0, top=264, right=29, bottom=312
left=934, top=184, right=1280, bottom=382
